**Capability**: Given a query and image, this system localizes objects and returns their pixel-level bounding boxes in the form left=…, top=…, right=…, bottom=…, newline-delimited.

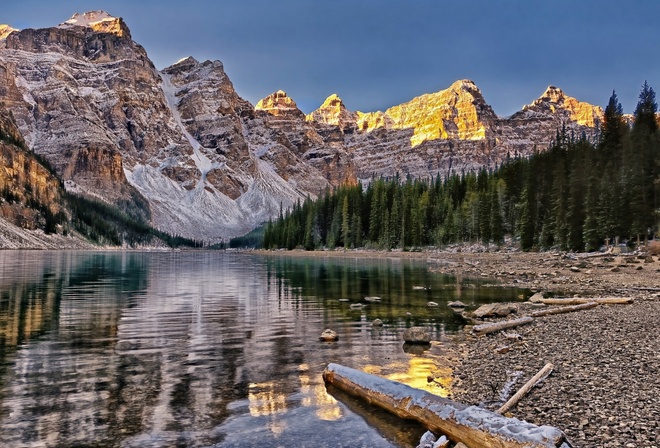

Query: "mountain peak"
left=62, top=11, right=117, bottom=26
left=306, top=93, right=356, bottom=129
left=523, top=85, right=603, bottom=127
left=255, top=90, right=303, bottom=118
left=449, top=79, right=479, bottom=91
left=321, top=93, right=343, bottom=106
left=59, top=11, right=129, bottom=38
left=538, top=85, right=566, bottom=103
left=0, top=24, right=19, bottom=40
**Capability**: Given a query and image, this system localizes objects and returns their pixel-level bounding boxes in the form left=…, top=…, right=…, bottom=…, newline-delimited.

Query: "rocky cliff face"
left=0, top=11, right=606, bottom=240
left=0, top=108, right=64, bottom=231
left=0, top=12, right=329, bottom=240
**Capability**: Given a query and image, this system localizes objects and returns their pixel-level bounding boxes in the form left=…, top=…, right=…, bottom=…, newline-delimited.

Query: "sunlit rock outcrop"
left=355, top=80, right=497, bottom=146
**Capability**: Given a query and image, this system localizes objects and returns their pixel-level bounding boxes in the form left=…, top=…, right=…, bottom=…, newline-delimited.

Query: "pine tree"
left=490, top=180, right=504, bottom=245
left=341, top=196, right=350, bottom=248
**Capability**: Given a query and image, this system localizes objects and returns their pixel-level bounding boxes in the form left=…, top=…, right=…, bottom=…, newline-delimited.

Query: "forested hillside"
left=262, top=84, right=659, bottom=252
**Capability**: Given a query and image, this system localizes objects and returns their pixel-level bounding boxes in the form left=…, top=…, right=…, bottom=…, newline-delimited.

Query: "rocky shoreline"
left=259, top=248, right=659, bottom=447
left=437, top=252, right=659, bottom=448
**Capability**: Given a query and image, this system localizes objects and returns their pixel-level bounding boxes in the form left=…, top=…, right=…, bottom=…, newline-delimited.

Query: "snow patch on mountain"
left=60, top=11, right=117, bottom=28
left=160, top=71, right=220, bottom=190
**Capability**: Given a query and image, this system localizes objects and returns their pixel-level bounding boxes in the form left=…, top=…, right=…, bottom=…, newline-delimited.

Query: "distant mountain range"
left=0, top=11, right=606, bottom=242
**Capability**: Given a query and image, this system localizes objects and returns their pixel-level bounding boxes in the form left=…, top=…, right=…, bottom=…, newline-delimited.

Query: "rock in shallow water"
left=402, top=326, right=431, bottom=343
left=448, top=300, right=467, bottom=308
left=473, top=302, right=517, bottom=318
left=319, top=329, right=338, bottom=341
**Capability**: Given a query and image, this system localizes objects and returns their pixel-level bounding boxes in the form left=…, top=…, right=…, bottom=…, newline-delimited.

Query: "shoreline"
left=255, top=248, right=659, bottom=447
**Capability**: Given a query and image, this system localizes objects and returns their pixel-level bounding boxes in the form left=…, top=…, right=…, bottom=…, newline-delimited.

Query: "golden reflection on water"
left=247, top=365, right=343, bottom=424
left=298, top=363, right=342, bottom=421
left=364, top=351, right=453, bottom=398
left=248, top=382, right=288, bottom=417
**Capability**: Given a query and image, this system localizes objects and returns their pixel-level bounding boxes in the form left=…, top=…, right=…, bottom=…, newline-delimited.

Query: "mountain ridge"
left=0, top=11, right=606, bottom=241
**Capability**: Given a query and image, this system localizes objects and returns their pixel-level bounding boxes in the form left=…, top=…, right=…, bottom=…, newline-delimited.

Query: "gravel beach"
left=439, top=251, right=660, bottom=448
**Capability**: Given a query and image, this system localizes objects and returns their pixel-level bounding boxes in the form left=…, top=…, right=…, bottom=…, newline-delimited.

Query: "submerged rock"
left=372, top=318, right=383, bottom=326
left=319, top=329, right=338, bottom=342
left=402, top=326, right=431, bottom=344
left=427, top=301, right=439, bottom=307
left=448, top=300, right=467, bottom=308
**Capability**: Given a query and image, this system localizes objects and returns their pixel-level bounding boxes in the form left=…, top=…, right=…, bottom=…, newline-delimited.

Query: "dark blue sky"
left=3, top=1, right=659, bottom=115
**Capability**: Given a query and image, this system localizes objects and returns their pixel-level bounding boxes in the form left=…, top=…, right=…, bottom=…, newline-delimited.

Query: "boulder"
left=319, top=329, right=338, bottom=342
left=473, top=302, right=517, bottom=319
left=402, top=326, right=431, bottom=344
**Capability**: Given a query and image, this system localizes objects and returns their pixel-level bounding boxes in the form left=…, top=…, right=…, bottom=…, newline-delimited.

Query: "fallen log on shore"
left=323, top=363, right=572, bottom=448
left=539, top=297, right=632, bottom=306
left=531, top=302, right=598, bottom=318
left=472, top=316, right=534, bottom=336
left=497, top=363, right=554, bottom=415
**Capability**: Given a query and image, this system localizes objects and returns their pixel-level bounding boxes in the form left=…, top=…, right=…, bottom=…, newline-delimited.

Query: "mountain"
left=0, top=11, right=604, bottom=241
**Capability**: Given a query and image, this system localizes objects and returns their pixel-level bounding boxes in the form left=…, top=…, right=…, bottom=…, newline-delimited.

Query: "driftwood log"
left=497, top=363, right=554, bottom=414
left=323, top=363, right=571, bottom=448
left=531, top=302, right=598, bottom=318
left=539, top=297, right=632, bottom=306
left=472, top=316, right=534, bottom=336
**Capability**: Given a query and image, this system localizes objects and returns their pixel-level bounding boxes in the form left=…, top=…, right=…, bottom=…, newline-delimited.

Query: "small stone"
left=610, top=267, right=621, bottom=272
left=364, top=296, right=381, bottom=302
left=416, top=430, right=436, bottom=448
left=349, top=303, right=364, bottom=309
left=495, top=345, right=510, bottom=354
left=319, top=329, right=338, bottom=342
left=570, top=266, right=581, bottom=272
left=529, top=292, right=545, bottom=303
left=635, top=265, right=643, bottom=270
left=372, top=318, right=383, bottom=326
left=427, top=301, right=439, bottom=307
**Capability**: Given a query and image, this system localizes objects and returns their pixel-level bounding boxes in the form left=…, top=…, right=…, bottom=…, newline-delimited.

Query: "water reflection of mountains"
left=0, top=252, right=529, bottom=447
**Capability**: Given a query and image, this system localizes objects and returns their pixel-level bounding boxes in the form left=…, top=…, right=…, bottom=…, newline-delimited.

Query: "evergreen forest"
left=262, top=83, right=660, bottom=252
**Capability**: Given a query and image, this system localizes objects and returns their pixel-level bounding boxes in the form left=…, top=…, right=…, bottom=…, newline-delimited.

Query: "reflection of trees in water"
left=0, top=252, right=151, bottom=446
left=264, top=255, right=527, bottom=332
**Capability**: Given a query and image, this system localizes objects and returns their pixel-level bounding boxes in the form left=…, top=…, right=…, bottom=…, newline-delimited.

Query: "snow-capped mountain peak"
left=61, top=11, right=117, bottom=27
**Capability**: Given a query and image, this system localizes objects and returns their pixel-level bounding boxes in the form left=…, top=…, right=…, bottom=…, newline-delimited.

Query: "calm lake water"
left=0, top=251, right=528, bottom=448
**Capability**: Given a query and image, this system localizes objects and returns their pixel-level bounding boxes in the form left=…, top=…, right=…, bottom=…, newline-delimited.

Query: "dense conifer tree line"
left=263, top=84, right=660, bottom=252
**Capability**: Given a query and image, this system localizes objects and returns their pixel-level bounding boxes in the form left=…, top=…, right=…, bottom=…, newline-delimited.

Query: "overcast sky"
left=3, top=1, right=659, bottom=115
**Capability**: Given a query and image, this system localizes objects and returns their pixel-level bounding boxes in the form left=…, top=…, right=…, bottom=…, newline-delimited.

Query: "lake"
left=0, top=251, right=528, bottom=448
